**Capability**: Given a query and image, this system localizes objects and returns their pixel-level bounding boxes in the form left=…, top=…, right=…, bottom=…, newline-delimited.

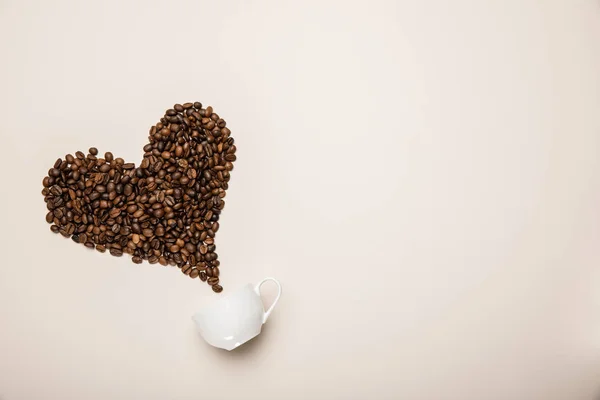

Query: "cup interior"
left=195, top=283, right=255, bottom=316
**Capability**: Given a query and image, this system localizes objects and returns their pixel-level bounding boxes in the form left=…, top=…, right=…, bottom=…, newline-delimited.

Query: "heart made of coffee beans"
left=41, top=102, right=236, bottom=293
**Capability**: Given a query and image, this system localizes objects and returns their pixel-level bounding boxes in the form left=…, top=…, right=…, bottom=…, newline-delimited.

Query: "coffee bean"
left=185, top=243, right=196, bottom=253
left=208, top=277, right=219, bottom=286
left=109, top=208, right=121, bottom=219
left=206, top=266, right=219, bottom=277
left=212, top=284, right=223, bottom=293
left=142, top=228, right=153, bottom=237
left=42, top=101, right=236, bottom=292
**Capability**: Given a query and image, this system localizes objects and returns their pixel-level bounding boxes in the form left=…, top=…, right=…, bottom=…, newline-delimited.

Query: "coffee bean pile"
left=41, top=102, right=236, bottom=293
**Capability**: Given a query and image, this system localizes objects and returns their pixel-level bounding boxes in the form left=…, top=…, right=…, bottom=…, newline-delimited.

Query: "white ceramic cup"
left=192, top=277, right=282, bottom=350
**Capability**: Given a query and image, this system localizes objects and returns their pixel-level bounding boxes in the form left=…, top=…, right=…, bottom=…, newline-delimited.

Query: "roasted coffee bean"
left=208, top=277, right=219, bottom=286
left=212, top=284, right=223, bottom=293
left=109, top=248, right=123, bottom=257
left=142, top=228, right=153, bottom=237
left=206, top=266, right=219, bottom=277
left=99, top=164, right=111, bottom=173
left=41, top=101, right=236, bottom=292
left=185, top=243, right=196, bottom=253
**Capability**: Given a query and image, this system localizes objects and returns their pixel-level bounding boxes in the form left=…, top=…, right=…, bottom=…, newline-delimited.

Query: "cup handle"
left=255, top=277, right=282, bottom=324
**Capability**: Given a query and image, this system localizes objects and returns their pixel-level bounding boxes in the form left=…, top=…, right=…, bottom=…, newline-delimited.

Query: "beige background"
left=1, top=0, right=600, bottom=399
